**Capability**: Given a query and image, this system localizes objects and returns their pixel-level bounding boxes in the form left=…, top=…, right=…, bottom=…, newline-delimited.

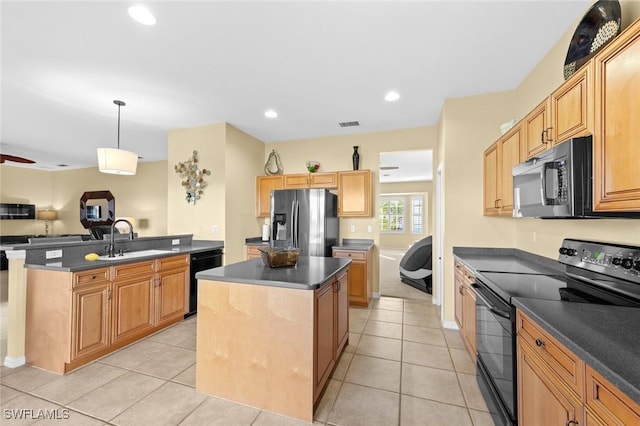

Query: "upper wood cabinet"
left=523, top=99, right=551, bottom=159
left=593, top=18, right=640, bottom=212
left=284, top=172, right=338, bottom=189
left=483, top=124, right=522, bottom=216
left=256, top=175, right=283, bottom=218
left=338, top=170, right=372, bottom=217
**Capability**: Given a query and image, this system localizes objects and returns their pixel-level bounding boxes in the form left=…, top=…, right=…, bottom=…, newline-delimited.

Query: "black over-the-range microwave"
left=512, top=135, right=640, bottom=219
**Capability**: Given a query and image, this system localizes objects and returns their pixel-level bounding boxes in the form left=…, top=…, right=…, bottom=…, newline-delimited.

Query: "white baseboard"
left=442, top=320, right=459, bottom=330
left=4, top=356, right=25, bottom=369
left=372, top=293, right=380, bottom=299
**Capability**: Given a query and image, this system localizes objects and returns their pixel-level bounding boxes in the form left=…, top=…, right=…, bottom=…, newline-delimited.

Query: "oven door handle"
left=471, top=283, right=511, bottom=319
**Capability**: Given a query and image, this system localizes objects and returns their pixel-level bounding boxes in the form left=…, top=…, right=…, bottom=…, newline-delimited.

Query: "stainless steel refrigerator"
left=270, top=189, right=339, bottom=256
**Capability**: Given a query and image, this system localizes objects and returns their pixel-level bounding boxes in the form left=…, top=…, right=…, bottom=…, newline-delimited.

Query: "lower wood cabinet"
left=245, top=244, right=266, bottom=260
left=332, top=247, right=372, bottom=307
left=454, top=260, right=476, bottom=360
left=314, top=270, right=349, bottom=402
left=26, top=254, right=189, bottom=374
left=517, top=310, right=640, bottom=426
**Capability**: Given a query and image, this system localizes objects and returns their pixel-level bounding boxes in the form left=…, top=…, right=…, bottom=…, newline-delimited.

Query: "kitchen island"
left=195, top=256, right=351, bottom=422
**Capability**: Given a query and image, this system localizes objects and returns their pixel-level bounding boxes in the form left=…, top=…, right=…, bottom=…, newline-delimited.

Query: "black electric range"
left=472, top=239, right=640, bottom=426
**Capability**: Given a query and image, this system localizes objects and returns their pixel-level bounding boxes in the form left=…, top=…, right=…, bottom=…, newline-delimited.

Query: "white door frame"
left=434, top=163, right=444, bottom=308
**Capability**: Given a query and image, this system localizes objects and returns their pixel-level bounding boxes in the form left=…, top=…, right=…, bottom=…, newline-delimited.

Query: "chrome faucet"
left=107, top=219, right=135, bottom=258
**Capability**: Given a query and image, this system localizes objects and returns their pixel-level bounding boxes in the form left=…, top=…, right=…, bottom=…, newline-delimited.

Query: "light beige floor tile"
left=0, top=366, right=60, bottom=392
left=111, top=382, right=206, bottom=426
left=403, top=301, right=435, bottom=314
left=252, top=410, right=319, bottom=425
left=314, top=379, right=341, bottom=423
left=171, top=364, right=196, bottom=387
left=458, top=373, right=489, bottom=411
left=327, top=382, right=399, bottom=426
left=355, top=334, right=402, bottom=361
left=400, top=394, right=473, bottom=426
left=403, top=325, right=446, bottom=347
left=450, top=348, right=476, bottom=374
left=362, top=320, right=402, bottom=339
left=443, top=329, right=466, bottom=349
left=368, top=309, right=403, bottom=324
left=180, top=396, right=259, bottom=425
left=402, top=341, right=454, bottom=370
left=34, top=409, right=105, bottom=425
left=349, top=307, right=371, bottom=321
left=99, top=340, right=195, bottom=380
left=348, top=316, right=367, bottom=334
left=331, top=351, right=353, bottom=381
left=146, top=321, right=197, bottom=350
left=1, top=393, right=62, bottom=425
left=403, top=312, right=441, bottom=329
left=401, top=363, right=466, bottom=407
left=343, top=333, right=361, bottom=354
left=469, top=409, right=496, bottom=426
left=1, top=365, right=20, bottom=378
left=67, top=371, right=164, bottom=421
left=344, top=354, right=400, bottom=392
left=1, top=384, right=24, bottom=404
left=32, top=362, right=127, bottom=405
left=372, top=297, right=404, bottom=312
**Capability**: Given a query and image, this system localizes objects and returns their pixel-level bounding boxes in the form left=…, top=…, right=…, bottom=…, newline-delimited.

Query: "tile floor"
left=1, top=295, right=494, bottom=425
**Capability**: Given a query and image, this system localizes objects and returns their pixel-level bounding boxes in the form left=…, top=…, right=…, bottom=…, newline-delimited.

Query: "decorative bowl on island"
left=257, top=247, right=302, bottom=268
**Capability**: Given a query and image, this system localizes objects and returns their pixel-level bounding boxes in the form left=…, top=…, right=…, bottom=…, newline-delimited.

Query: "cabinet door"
left=462, top=285, right=476, bottom=360
left=338, top=170, right=371, bottom=217
left=335, top=272, right=349, bottom=355
left=551, top=63, right=592, bottom=144
left=111, top=275, right=155, bottom=344
left=454, top=263, right=464, bottom=329
left=284, top=174, right=310, bottom=189
left=518, top=340, right=583, bottom=426
left=523, top=99, right=551, bottom=159
left=71, top=281, right=110, bottom=360
left=314, top=281, right=336, bottom=399
left=593, top=19, right=640, bottom=212
left=155, top=266, right=188, bottom=327
left=347, top=261, right=366, bottom=306
left=309, top=172, right=338, bottom=188
left=585, top=365, right=640, bottom=426
left=483, top=142, right=500, bottom=216
left=256, top=175, right=283, bottom=217
left=246, top=244, right=265, bottom=260
left=498, top=126, right=522, bottom=216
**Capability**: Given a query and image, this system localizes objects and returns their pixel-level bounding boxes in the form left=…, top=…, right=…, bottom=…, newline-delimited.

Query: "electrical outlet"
left=211, top=225, right=219, bottom=233
left=350, top=225, right=356, bottom=233
left=172, top=239, right=180, bottom=245
left=46, top=249, right=62, bottom=259
left=367, top=225, right=372, bottom=233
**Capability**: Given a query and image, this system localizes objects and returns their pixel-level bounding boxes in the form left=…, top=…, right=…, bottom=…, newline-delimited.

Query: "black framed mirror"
left=80, top=190, right=115, bottom=228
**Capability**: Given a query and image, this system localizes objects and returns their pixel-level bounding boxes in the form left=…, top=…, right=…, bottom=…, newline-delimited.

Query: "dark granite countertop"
left=332, top=238, right=375, bottom=251
left=196, top=256, right=351, bottom=290
left=24, top=240, right=224, bottom=272
left=245, top=237, right=268, bottom=246
left=453, top=247, right=640, bottom=406
left=514, top=298, right=640, bottom=406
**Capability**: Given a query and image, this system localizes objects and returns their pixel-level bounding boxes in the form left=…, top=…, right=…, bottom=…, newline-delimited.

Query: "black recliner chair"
left=399, top=236, right=433, bottom=294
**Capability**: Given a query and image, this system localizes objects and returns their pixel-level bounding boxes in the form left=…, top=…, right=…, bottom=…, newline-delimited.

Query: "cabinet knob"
left=92, top=275, right=96, bottom=280
left=565, top=420, right=578, bottom=426
left=535, top=338, right=545, bottom=347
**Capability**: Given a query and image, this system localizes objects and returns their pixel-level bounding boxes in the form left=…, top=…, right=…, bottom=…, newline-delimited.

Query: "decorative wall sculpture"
left=174, top=150, right=211, bottom=204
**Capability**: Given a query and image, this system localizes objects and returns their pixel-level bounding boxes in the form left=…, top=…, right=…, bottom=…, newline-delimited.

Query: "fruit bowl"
left=306, top=161, right=320, bottom=173
left=258, top=247, right=302, bottom=268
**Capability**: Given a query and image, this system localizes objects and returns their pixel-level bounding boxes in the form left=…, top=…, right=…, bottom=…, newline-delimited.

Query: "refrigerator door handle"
left=294, top=200, right=300, bottom=248
left=290, top=201, right=296, bottom=247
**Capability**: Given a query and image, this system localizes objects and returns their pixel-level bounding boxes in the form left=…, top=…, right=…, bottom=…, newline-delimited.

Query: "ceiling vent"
left=380, top=166, right=399, bottom=170
left=338, top=121, right=359, bottom=128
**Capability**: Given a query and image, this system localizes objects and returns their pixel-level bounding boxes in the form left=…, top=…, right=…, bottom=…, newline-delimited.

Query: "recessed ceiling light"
left=265, top=109, right=278, bottom=119
left=128, top=6, right=157, bottom=26
left=385, top=91, right=400, bottom=102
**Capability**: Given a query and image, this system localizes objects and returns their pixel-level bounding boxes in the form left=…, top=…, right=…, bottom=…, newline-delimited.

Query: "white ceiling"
left=380, top=150, right=432, bottom=183
left=0, top=1, right=590, bottom=171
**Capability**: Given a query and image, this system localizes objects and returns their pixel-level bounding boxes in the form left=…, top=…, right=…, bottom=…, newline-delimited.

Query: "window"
left=411, top=196, right=424, bottom=234
left=379, top=197, right=405, bottom=232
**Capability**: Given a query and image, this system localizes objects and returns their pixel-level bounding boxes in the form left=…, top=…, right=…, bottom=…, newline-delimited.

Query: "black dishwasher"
left=187, top=249, right=223, bottom=318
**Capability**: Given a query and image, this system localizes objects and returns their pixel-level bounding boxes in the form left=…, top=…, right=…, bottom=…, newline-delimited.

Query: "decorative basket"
left=258, top=247, right=302, bottom=268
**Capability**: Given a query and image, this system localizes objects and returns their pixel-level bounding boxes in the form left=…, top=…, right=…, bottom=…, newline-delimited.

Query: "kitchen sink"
left=97, top=249, right=174, bottom=261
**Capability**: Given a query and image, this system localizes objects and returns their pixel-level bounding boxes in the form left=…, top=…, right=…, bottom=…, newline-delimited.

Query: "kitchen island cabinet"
left=195, top=256, right=350, bottom=422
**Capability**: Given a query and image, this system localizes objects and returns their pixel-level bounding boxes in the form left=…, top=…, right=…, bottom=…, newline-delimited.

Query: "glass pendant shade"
left=97, top=148, right=138, bottom=175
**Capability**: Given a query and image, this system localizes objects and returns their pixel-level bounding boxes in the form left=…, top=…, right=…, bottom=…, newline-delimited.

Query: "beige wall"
left=267, top=126, right=438, bottom=294
left=438, top=5, right=640, bottom=325
left=166, top=123, right=265, bottom=264
left=0, top=162, right=168, bottom=237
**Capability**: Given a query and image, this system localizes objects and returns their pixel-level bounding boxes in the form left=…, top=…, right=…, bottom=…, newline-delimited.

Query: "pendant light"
left=97, top=100, right=138, bottom=175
